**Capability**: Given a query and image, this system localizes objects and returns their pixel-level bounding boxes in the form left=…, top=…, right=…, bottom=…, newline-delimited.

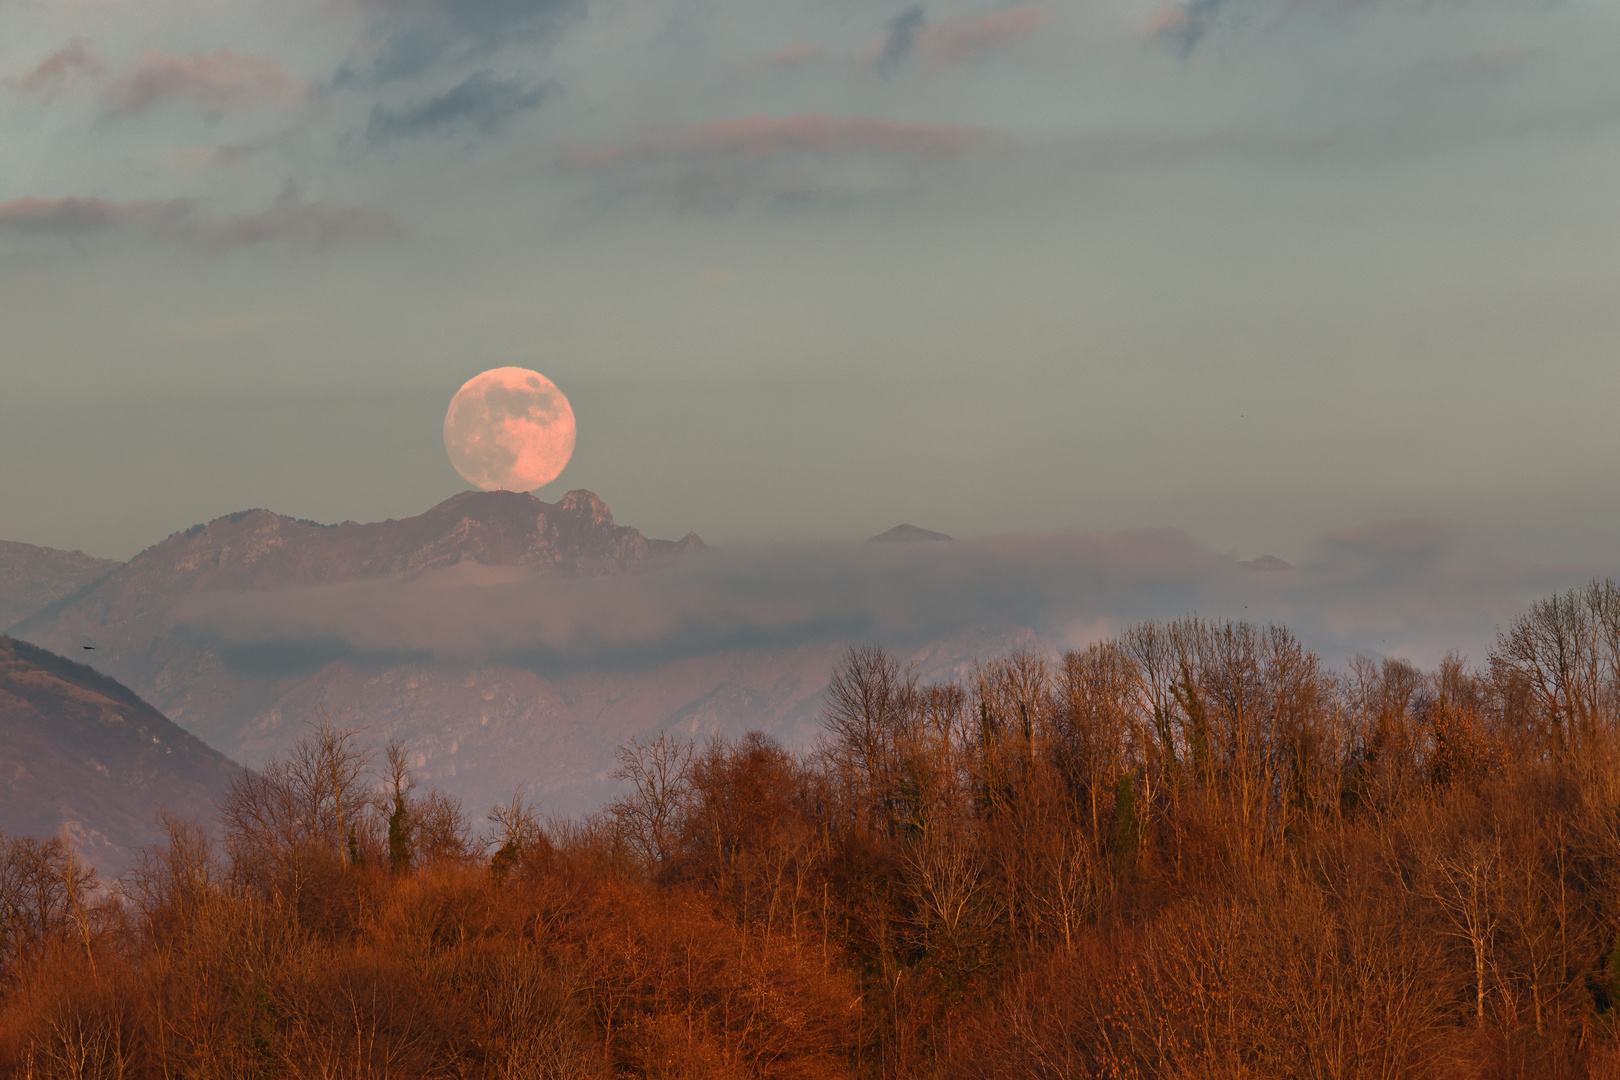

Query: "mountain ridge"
left=0, top=635, right=240, bottom=875
left=0, top=539, right=121, bottom=631
left=14, top=489, right=731, bottom=812
left=6, top=489, right=1034, bottom=822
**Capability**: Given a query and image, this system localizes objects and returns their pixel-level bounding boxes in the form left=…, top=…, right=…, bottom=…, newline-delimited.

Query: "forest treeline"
left=12, top=584, right=1620, bottom=1077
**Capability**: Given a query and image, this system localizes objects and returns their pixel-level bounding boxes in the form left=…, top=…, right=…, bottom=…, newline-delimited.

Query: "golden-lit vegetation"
left=11, top=583, right=1620, bottom=1078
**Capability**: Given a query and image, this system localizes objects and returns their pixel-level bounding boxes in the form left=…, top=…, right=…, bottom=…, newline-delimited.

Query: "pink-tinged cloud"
left=917, top=5, right=1049, bottom=66
left=1143, top=8, right=1188, bottom=36
left=0, top=186, right=396, bottom=251
left=181, top=183, right=400, bottom=251
left=7, top=38, right=105, bottom=98
left=567, top=113, right=982, bottom=169
left=0, top=196, right=154, bottom=234
left=757, top=43, right=823, bottom=69
left=102, top=49, right=303, bottom=115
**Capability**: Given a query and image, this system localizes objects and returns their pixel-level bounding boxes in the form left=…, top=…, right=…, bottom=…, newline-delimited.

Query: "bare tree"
left=1422, top=832, right=1503, bottom=1024
left=122, top=811, right=219, bottom=940
left=819, top=643, right=918, bottom=831
left=608, top=732, right=695, bottom=872
left=488, top=791, right=546, bottom=881
left=220, top=713, right=373, bottom=902
left=287, top=711, right=374, bottom=866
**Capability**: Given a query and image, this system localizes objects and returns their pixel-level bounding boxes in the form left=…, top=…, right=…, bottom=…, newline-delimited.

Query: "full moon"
left=443, top=367, right=576, bottom=491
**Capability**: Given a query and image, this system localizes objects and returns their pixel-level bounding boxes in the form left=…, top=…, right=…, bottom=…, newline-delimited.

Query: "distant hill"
left=11, top=488, right=707, bottom=741
left=868, top=524, right=954, bottom=544
left=8, top=490, right=1031, bottom=820
left=0, top=540, right=120, bottom=631
left=13, top=489, right=734, bottom=814
left=0, top=636, right=239, bottom=875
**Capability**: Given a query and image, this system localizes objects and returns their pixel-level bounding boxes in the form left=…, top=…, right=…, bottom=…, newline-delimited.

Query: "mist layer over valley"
left=3, top=489, right=1609, bottom=824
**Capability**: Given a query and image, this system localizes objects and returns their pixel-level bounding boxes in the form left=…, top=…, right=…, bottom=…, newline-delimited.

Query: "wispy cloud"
left=0, top=196, right=178, bottom=235
left=916, top=5, right=1049, bottom=66
left=562, top=113, right=987, bottom=208
left=367, top=72, right=554, bottom=142
left=102, top=49, right=305, bottom=115
left=0, top=185, right=397, bottom=251
left=6, top=38, right=105, bottom=99
left=173, top=182, right=401, bottom=251
left=157, top=144, right=257, bottom=173
left=566, top=113, right=982, bottom=169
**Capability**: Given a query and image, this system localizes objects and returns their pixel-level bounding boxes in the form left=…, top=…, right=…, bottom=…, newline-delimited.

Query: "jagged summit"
left=87, top=488, right=705, bottom=601
left=868, top=524, right=954, bottom=544
left=9, top=489, right=706, bottom=749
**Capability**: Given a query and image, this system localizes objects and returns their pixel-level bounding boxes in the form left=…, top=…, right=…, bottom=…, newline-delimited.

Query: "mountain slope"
left=13, top=490, right=727, bottom=813
left=15, top=489, right=703, bottom=742
left=0, top=636, right=240, bottom=874
left=0, top=540, right=120, bottom=630
left=9, top=490, right=1033, bottom=820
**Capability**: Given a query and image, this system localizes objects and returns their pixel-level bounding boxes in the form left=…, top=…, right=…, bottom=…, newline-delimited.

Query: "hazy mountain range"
left=3, top=489, right=1017, bottom=827
left=5, top=485, right=1571, bottom=852
left=0, top=540, right=119, bottom=629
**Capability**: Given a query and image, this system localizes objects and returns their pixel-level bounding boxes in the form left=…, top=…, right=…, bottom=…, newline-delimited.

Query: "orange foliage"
left=10, top=591, right=1620, bottom=1078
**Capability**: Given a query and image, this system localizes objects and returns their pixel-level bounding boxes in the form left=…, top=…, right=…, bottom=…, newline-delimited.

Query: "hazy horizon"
left=4, top=0, right=1619, bottom=574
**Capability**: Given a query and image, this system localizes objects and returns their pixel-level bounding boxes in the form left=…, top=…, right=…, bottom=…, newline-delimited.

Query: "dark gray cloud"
left=877, top=6, right=926, bottom=75
left=340, top=0, right=585, bottom=84
left=367, top=72, right=554, bottom=142
left=168, top=520, right=1590, bottom=676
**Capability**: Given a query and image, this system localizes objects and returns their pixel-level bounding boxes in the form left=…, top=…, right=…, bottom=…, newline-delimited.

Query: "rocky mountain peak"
left=556, top=489, right=613, bottom=524
left=82, top=488, right=704, bottom=601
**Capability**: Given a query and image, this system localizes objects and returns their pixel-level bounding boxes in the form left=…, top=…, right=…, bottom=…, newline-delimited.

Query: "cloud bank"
left=169, top=520, right=1584, bottom=677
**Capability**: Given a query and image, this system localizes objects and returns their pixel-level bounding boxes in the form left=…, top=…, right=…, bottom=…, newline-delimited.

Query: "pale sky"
left=2, top=0, right=1619, bottom=570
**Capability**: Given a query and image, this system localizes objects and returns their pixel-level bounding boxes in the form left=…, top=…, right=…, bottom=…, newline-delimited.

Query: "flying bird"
left=82, top=645, right=95, bottom=650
